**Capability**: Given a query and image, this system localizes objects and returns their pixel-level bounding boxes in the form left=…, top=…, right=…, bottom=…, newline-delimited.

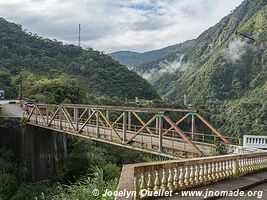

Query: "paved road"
left=160, top=170, right=267, bottom=200
left=0, top=100, right=25, bottom=118
left=219, top=182, right=267, bottom=199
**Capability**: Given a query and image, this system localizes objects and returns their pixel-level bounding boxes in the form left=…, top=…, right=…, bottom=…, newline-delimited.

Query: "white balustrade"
left=243, top=135, right=267, bottom=149
left=131, top=152, right=267, bottom=199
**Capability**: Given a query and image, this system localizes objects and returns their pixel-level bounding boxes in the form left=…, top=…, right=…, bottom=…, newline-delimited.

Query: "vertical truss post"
left=96, top=110, right=100, bottom=138
left=46, top=105, right=49, bottom=125
left=106, top=110, right=110, bottom=122
left=156, top=116, right=159, bottom=135
left=128, top=111, right=131, bottom=131
left=158, top=115, right=163, bottom=152
left=190, top=112, right=196, bottom=141
left=35, top=105, right=38, bottom=124
left=74, top=107, right=79, bottom=131
left=123, top=112, right=127, bottom=142
left=88, top=108, right=92, bottom=116
left=59, top=106, right=63, bottom=130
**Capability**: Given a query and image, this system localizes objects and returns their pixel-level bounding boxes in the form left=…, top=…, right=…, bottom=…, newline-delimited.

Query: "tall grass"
left=43, top=167, right=118, bottom=200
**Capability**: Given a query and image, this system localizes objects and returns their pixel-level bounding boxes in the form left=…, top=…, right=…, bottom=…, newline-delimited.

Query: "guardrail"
left=117, top=152, right=267, bottom=200
left=243, top=135, right=267, bottom=149
left=227, top=144, right=263, bottom=154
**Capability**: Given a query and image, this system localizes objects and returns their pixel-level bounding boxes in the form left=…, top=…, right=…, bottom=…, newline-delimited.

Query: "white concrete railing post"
left=243, top=135, right=267, bottom=149
left=132, top=152, right=267, bottom=199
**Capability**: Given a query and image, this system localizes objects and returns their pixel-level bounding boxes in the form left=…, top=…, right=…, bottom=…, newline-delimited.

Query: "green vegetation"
left=0, top=18, right=159, bottom=102
left=0, top=0, right=266, bottom=199
left=110, top=40, right=194, bottom=70
left=0, top=68, right=16, bottom=98
left=115, top=0, right=267, bottom=137
left=45, top=167, right=117, bottom=200
left=0, top=135, right=150, bottom=200
left=0, top=147, right=48, bottom=200
left=0, top=16, right=188, bottom=200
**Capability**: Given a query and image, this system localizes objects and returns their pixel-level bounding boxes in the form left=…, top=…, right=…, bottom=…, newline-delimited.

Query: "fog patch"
left=223, top=38, right=248, bottom=62
left=140, top=55, right=188, bottom=80
left=141, top=68, right=157, bottom=80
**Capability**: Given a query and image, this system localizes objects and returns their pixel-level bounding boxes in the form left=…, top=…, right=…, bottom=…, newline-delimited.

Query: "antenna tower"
left=78, top=24, right=81, bottom=47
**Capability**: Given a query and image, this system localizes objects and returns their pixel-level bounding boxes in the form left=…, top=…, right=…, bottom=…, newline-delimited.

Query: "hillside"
left=0, top=18, right=159, bottom=103
left=110, top=40, right=194, bottom=70
left=164, top=0, right=267, bottom=137
left=119, top=0, right=267, bottom=137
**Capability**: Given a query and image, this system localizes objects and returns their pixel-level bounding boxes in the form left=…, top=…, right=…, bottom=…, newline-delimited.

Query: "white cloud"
left=141, top=54, right=188, bottom=80
left=0, top=0, right=243, bottom=52
left=223, top=38, right=247, bottom=62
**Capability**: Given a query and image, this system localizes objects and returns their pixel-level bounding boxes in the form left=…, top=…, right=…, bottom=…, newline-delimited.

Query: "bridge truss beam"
left=26, top=104, right=236, bottom=158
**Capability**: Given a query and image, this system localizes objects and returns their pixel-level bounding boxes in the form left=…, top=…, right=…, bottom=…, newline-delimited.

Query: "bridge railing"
left=243, top=135, right=267, bottom=149
left=117, top=151, right=267, bottom=200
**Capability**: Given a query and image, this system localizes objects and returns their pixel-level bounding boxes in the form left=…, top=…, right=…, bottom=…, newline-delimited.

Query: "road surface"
left=0, top=100, right=25, bottom=118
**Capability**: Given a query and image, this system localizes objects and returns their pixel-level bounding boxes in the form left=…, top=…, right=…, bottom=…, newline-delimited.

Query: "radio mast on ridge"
left=78, top=24, right=81, bottom=47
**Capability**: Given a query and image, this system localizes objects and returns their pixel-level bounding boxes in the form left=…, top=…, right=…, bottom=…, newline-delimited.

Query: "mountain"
left=114, top=0, right=267, bottom=137
left=0, top=18, right=159, bottom=102
left=162, top=0, right=267, bottom=137
left=110, top=40, right=194, bottom=70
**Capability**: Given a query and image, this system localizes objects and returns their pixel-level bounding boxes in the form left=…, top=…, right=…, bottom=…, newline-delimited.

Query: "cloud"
left=141, top=54, right=188, bottom=80
left=0, top=0, right=243, bottom=52
left=223, top=38, right=248, bottom=62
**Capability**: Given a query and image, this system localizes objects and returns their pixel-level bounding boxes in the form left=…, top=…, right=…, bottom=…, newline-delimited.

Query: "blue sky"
left=0, top=0, right=243, bottom=52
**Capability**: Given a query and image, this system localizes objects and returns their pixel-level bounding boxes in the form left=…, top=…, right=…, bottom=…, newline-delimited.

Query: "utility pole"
left=19, top=71, right=23, bottom=100
left=78, top=24, right=81, bottom=47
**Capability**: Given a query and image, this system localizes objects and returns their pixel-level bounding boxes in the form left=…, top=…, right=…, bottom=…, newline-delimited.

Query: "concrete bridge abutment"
left=0, top=117, right=67, bottom=182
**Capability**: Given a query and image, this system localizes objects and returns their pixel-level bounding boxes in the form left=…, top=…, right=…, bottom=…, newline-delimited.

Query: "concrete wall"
left=0, top=118, right=67, bottom=182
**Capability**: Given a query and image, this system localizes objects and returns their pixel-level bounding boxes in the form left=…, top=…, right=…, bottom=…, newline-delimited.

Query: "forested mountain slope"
left=164, top=0, right=267, bottom=137
left=122, top=0, right=267, bottom=137
left=110, top=40, right=194, bottom=69
left=0, top=18, right=159, bottom=102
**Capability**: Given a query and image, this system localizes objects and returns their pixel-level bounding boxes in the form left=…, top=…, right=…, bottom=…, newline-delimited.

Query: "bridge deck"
left=28, top=117, right=214, bottom=158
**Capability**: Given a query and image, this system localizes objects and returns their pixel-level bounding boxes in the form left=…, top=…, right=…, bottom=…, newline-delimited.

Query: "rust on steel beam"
left=196, top=114, right=229, bottom=144
left=126, top=115, right=157, bottom=144
left=62, top=104, right=197, bottom=113
left=163, top=115, right=204, bottom=157
left=163, top=113, right=190, bottom=135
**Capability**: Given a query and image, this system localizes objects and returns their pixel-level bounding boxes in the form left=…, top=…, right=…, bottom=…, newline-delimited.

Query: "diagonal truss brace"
left=163, top=115, right=204, bottom=157
left=98, top=110, right=123, bottom=141
left=196, top=114, right=229, bottom=144
left=163, top=113, right=190, bottom=135
left=126, top=115, right=157, bottom=144
left=132, top=111, right=153, bottom=134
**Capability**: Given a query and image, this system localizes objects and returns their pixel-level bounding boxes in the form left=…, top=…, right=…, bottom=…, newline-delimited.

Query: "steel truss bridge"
left=27, top=104, right=239, bottom=158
